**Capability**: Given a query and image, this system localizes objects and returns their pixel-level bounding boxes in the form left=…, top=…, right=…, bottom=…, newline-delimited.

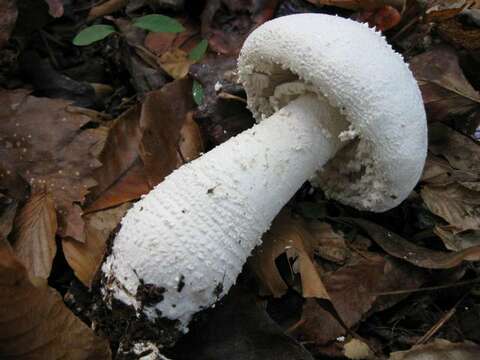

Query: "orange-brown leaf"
left=12, top=191, right=57, bottom=279
left=63, top=203, right=130, bottom=287
left=0, top=241, right=111, bottom=359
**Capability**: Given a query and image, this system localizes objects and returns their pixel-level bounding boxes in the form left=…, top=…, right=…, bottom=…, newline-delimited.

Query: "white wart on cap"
left=239, top=13, right=427, bottom=211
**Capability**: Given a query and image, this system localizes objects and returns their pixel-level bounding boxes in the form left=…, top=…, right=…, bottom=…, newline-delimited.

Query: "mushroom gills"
left=101, top=93, right=349, bottom=333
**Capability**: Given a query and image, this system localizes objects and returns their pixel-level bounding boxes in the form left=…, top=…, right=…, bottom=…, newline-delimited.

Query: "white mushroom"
left=101, top=14, right=427, bottom=343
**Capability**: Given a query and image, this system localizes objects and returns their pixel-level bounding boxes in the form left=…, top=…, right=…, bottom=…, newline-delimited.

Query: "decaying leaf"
left=0, top=241, right=111, bottom=359
left=290, top=255, right=386, bottom=345
left=346, top=218, right=480, bottom=268
left=12, top=191, right=57, bottom=280
left=434, top=225, right=480, bottom=251
left=389, top=339, right=480, bottom=360
left=410, top=46, right=480, bottom=122
left=63, top=203, right=130, bottom=287
left=421, top=183, right=480, bottom=231
left=429, top=123, right=480, bottom=172
left=87, top=79, right=202, bottom=212
left=249, top=210, right=330, bottom=299
left=0, top=90, right=105, bottom=242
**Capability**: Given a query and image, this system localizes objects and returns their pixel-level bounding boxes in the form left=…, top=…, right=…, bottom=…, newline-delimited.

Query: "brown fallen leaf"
left=389, top=339, right=480, bottom=360
left=434, top=225, right=480, bottom=251
left=158, top=48, right=194, bottom=80
left=63, top=203, right=130, bottom=287
left=139, top=79, right=198, bottom=186
left=145, top=17, right=199, bottom=56
left=12, top=191, right=57, bottom=280
left=409, top=46, right=480, bottom=122
left=306, top=0, right=404, bottom=11
left=249, top=210, right=330, bottom=299
left=87, top=0, right=127, bottom=21
left=345, top=218, right=480, bottom=268
left=308, top=221, right=350, bottom=264
left=0, top=240, right=111, bottom=359
left=421, top=183, right=480, bottom=231
left=429, top=123, right=480, bottom=172
left=0, top=90, right=105, bottom=242
left=0, top=0, right=17, bottom=48
left=87, top=80, right=202, bottom=211
left=290, top=255, right=386, bottom=345
left=437, top=17, right=480, bottom=51
left=353, top=5, right=402, bottom=31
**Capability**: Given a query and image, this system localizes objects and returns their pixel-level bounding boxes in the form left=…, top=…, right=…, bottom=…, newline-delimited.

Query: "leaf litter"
left=1, top=0, right=480, bottom=359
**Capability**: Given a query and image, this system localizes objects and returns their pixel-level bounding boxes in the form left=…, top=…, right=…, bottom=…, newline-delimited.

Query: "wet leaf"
left=0, top=241, right=111, bottom=359
left=63, top=203, right=130, bottom=287
left=73, top=25, right=116, bottom=46
left=389, top=339, right=480, bottom=360
left=249, top=210, right=330, bottom=299
left=192, top=80, right=204, bottom=106
left=0, top=90, right=105, bottom=242
left=188, top=39, right=208, bottom=62
left=410, top=46, right=480, bottom=122
left=346, top=218, right=480, bottom=268
left=134, top=14, right=185, bottom=33
left=12, top=191, right=57, bottom=280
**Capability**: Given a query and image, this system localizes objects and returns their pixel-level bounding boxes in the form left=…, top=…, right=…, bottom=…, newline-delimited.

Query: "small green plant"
left=133, top=14, right=185, bottom=33
left=188, top=39, right=208, bottom=62
left=73, top=24, right=116, bottom=46
left=73, top=15, right=184, bottom=46
left=192, top=80, right=204, bottom=106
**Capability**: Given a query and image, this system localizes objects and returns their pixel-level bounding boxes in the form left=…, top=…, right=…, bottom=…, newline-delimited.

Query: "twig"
left=374, top=278, right=480, bottom=296
left=415, top=292, right=469, bottom=345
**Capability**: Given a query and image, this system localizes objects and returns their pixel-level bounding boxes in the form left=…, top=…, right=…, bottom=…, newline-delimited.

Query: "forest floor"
left=1, top=0, right=480, bottom=359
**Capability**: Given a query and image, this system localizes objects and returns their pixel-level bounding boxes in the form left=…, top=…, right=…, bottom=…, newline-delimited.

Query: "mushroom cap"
left=238, top=14, right=427, bottom=212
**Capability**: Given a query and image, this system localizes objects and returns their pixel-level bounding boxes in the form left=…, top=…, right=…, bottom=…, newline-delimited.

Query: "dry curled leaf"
left=389, top=339, right=480, bottom=360
left=410, top=46, right=480, bottom=122
left=0, top=90, right=105, bottom=242
left=249, top=210, right=329, bottom=299
left=63, top=203, right=130, bottom=287
left=0, top=241, right=111, bottom=359
left=346, top=218, right=480, bottom=268
left=12, top=191, right=57, bottom=280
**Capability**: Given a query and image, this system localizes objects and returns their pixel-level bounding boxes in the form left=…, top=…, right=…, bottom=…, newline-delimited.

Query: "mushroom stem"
left=102, top=93, right=348, bottom=331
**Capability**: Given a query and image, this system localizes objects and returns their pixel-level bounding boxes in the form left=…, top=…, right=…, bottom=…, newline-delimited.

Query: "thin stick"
left=374, top=278, right=480, bottom=296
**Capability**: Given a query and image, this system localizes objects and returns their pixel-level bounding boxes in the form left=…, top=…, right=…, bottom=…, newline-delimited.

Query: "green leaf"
left=192, top=80, right=204, bottom=106
left=188, top=39, right=208, bottom=62
left=133, top=14, right=185, bottom=33
left=73, top=25, right=116, bottom=46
